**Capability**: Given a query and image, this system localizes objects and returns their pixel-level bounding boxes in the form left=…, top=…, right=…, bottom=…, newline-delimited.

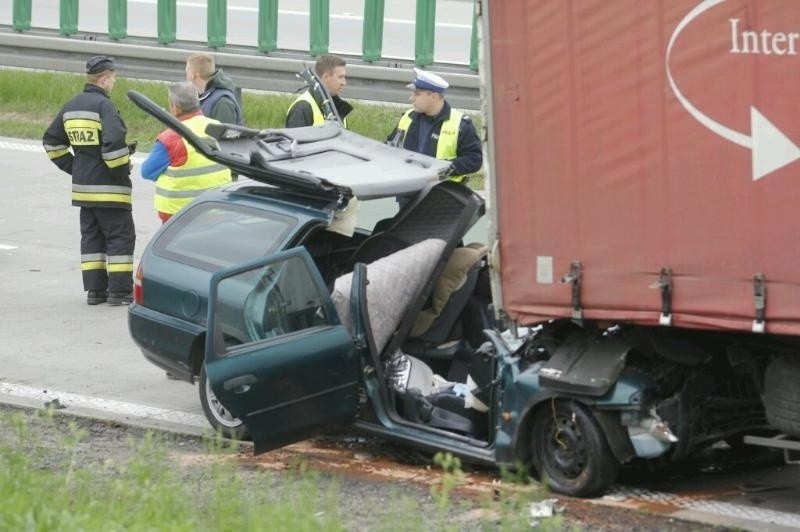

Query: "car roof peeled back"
left=127, top=90, right=452, bottom=202
left=226, top=183, right=341, bottom=224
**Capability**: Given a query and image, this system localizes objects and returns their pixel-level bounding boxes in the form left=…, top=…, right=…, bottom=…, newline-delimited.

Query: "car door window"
left=213, top=255, right=331, bottom=353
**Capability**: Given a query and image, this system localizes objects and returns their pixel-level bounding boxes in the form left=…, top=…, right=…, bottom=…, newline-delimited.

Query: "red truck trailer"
left=482, top=0, right=800, bottom=489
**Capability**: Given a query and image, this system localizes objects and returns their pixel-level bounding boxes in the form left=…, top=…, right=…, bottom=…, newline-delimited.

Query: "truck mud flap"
left=538, top=332, right=632, bottom=397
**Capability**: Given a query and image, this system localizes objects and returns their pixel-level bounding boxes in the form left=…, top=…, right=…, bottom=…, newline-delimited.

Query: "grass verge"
left=0, top=407, right=563, bottom=531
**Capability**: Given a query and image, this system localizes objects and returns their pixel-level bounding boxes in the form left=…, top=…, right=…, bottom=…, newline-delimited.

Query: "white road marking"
left=0, top=139, right=146, bottom=163
left=0, top=381, right=208, bottom=428
left=0, top=140, right=43, bottom=152
left=0, top=244, right=18, bottom=250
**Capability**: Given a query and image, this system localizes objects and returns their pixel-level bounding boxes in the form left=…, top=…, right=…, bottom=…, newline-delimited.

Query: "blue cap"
left=406, top=68, right=449, bottom=93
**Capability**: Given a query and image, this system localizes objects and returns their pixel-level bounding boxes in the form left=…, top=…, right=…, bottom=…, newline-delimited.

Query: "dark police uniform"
left=387, top=101, right=482, bottom=183
left=387, top=68, right=482, bottom=184
left=42, top=56, right=135, bottom=305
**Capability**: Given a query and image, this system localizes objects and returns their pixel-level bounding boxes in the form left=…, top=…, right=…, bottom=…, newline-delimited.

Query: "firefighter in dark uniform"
left=387, top=68, right=483, bottom=184
left=43, top=56, right=135, bottom=306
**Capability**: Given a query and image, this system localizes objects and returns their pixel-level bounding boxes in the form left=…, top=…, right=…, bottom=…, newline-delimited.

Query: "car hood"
left=127, top=90, right=452, bottom=202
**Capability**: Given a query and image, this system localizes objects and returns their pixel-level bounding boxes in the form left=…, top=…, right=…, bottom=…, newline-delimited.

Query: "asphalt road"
left=1, top=136, right=799, bottom=531
left=0, top=0, right=475, bottom=64
left=0, top=136, right=203, bottom=429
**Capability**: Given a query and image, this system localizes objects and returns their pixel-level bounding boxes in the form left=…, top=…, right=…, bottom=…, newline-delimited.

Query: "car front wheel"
left=530, top=399, right=618, bottom=497
left=199, top=365, right=250, bottom=440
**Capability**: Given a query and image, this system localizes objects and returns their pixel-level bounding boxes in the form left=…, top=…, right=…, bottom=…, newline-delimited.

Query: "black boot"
left=108, top=291, right=133, bottom=306
left=87, top=290, right=108, bottom=305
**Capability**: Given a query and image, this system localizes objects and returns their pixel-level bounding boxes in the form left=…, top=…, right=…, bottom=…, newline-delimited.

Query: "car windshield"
left=154, top=202, right=296, bottom=270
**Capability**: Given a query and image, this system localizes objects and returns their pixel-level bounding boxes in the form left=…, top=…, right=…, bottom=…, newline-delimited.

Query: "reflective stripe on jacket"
left=154, top=114, right=232, bottom=215
left=42, top=83, right=133, bottom=209
left=288, top=91, right=324, bottom=125
left=397, top=108, right=465, bottom=182
left=287, top=90, right=348, bottom=128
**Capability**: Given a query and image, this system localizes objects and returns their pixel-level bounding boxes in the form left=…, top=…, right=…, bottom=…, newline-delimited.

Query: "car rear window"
left=154, top=202, right=296, bottom=270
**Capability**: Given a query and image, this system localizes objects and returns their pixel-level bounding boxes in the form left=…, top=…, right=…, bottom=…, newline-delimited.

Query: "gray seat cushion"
left=331, top=238, right=446, bottom=354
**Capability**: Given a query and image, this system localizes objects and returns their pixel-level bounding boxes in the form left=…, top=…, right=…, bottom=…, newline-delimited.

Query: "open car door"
left=204, top=247, right=360, bottom=453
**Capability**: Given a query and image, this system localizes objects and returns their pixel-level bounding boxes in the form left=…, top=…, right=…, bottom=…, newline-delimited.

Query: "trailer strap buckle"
left=649, top=267, right=673, bottom=326
left=752, top=273, right=766, bottom=334
left=560, top=261, right=583, bottom=324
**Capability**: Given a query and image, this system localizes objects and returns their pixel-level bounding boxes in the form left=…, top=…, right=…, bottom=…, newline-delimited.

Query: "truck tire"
left=530, top=400, right=619, bottom=497
left=764, top=356, right=800, bottom=437
left=199, top=365, right=250, bottom=440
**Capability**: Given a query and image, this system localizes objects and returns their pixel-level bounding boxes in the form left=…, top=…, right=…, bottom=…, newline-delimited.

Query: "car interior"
left=318, top=180, right=497, bottom=441
left=213, top=180, right=496, bottom=441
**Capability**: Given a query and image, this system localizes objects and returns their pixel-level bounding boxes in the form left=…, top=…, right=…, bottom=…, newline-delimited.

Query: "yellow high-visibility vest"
left=287, top=90, right=348, bottom=128
left=397, top=108, right=466, bottom=183
left=154, top=115, right=232, bottom=215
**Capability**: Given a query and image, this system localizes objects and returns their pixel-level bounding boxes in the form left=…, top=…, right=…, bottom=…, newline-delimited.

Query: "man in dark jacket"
left=286, top=54, right=353, bottom=128
left=185, top=53, right=242, bottom=125
left=43, top=55, right=135, bottom=306
left=387, top=68, right=482, bottom=184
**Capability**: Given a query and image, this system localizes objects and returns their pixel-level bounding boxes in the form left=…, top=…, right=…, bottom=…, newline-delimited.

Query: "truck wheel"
left=764, top=356, right=800, bottom=437
left=530, top=400, right=619, bottom=497
left=199, top=366, right=250, bottom=440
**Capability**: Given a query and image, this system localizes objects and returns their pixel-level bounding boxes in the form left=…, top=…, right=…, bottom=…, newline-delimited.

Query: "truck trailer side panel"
left=487, top=0, right=800, bottom=334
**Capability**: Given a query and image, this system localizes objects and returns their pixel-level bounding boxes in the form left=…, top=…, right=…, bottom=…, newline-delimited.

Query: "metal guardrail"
left=0, top=27, right=481, bottom=110
left=11, top=0, right=480, bottom=69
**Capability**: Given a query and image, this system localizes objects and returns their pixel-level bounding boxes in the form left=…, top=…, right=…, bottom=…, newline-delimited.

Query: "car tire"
left=199, top=365, right=250, bottom=440
left=530, top=399, right=619, bottom=497
left=764, top=356, right=800, bottom=437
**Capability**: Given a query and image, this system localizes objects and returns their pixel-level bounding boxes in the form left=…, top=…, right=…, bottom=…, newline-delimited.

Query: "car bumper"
left=128, top=303, right=206, bottom=382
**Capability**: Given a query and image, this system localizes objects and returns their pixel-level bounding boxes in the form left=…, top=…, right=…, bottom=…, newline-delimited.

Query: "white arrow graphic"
left=666, top=0, right=800, bottom=180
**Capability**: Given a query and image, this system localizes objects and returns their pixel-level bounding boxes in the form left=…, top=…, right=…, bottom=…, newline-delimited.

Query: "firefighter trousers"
left=79, top=207, right=135, bottom=294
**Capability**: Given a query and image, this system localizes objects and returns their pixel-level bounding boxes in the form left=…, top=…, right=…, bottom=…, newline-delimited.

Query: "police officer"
left=387, top=68, right=483, bottom=184
left=43, top=56, right=135, bottom=306
left=141, top=81, right=232, bottom=223
left=286, top=54, right=353, bottom=128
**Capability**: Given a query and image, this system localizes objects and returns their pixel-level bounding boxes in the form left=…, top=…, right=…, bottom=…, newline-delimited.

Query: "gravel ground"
left=0, top=404, right=731, bottom=531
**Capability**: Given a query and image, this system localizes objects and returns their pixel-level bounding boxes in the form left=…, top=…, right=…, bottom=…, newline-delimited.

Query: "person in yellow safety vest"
left=387, top=68, right=483, bottom=185
left=43, top=55, right=136, bottom=306
left=141, top=81, right=232, bottom=223
left=286, top=54, right=353, bottom=128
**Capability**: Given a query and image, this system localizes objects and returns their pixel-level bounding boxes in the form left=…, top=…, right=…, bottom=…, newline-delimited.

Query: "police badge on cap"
left=86, top=55, right=115, bottom=75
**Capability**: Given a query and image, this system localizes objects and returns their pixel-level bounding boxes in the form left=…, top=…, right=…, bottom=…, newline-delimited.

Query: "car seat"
left=346, top=181, right=485, bottom=365
left=402, top=243, right=489, bottom=362
left=381, top=345, right=493, bottom=439
left=333, top=181, right=485, bottom=436
left=332, top=239, right=447, bottom=355
left=345, top=180, right=485, bottom=272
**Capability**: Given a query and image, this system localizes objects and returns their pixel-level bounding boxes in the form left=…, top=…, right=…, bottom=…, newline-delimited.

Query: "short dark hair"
left=315, top=54, right=346, bottom=76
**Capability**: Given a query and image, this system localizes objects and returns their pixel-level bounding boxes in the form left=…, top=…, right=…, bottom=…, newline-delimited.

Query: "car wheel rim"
left=547, top=415, right=588, bottom=479
left=205, top=378, right=242, bottom=429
